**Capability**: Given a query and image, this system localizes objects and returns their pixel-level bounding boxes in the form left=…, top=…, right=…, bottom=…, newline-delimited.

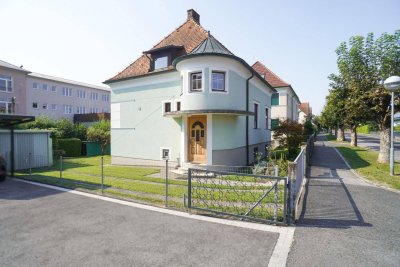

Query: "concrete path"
left=0, top=178, right=287, bottom=267
left=287, top=136, right=400, bottom=267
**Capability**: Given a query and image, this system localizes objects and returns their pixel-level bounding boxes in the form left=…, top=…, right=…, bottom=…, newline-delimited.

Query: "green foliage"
left=303, top=120, right=315, bottom=137
left=357, top=125, right=370, bottom=134
left=57, top=138, right=82, bottom=157
left=273, top=120, right=304, bottom=158
left=87, top=120, right=111, bottom=155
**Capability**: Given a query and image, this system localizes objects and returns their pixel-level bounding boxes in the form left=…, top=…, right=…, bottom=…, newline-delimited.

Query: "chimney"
left=187, top=9, right=200, bottom=24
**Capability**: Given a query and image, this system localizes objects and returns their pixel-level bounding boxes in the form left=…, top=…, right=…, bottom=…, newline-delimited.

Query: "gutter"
left=246, top=70, right=254, bottom=166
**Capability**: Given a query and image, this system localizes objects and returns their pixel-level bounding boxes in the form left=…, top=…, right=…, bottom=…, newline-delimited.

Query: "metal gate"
left=187, top=168, right=288, bottom=224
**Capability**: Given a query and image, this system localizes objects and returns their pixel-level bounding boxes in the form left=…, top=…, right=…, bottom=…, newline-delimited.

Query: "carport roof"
left=0, top=114, right=35, bottom=127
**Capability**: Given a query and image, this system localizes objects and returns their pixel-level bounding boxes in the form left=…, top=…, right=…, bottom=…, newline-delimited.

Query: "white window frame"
left=162, top=100, right=172, bottom=115
left=51, top=104, right=57, bottom=110
left=253, top=101, right=260, bottom=129
left=62, top=87, right=72, bottom=97
left=42, top=103, right=48, bottom=109
left=64, top=105, right=73, bottom=114
left=188, top=70, right=204, bottom=93
left=32, top=82, right=38, bottom=89
left=174, top=100, right=181, bottom=112
left=0, top=75, right=13, bottom=93
left=209, top=68, right=229, bottom=94
left=265, top=106, right=270, bottom=130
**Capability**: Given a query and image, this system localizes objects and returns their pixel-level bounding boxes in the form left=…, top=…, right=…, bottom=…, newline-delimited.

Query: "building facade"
left=252, top=61, right=301, bottom=128
left=0, top=60, right=110, bottom=120
left=106, top=10, right=276, bottom=167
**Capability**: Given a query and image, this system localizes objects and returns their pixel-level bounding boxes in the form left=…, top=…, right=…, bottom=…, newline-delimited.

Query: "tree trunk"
left=334, top=127, right=337, bottom=137
left=337, top=127, right=345, bottom=141
left=350, top=125, right=357, bottom=147
left=377, top=128, right=390, bottom=163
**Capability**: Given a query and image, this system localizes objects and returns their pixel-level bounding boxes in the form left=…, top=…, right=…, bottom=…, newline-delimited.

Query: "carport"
left=0, top=114, right=35, bottom=176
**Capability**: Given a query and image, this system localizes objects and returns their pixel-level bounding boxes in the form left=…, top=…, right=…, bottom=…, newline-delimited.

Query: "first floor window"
left=64, top=105, right=72, bottom=114
left=253, top=147, right=259, bottom=162
left=176, top=101, right=181, bottom=111
left=77, top=106, right=86, bottom=114
left=32, top=102, right=38, bottom=109
left=271, top=93, right=279, bottom=106
left=42, top=103, right=48, bottom=109
left=51, top=104, right=57, bottom=110
left=265, top=108, right=269, bottom=129
left=164, top=102, right=171, bottom=113
left=0, top=74, right=12, bottom=92
left=190, top=72, right=202, bottom=92
left=271, top=119, right=279, bottom=130
left=0, top=101, right=12, bottom=114
left=211, top=71, right=225, bottom=91
left=254, top=103, right=259, bottom=129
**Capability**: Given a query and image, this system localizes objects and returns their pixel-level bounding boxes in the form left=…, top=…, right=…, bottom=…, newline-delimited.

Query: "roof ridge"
left=152, top=18, right=207, bottom=50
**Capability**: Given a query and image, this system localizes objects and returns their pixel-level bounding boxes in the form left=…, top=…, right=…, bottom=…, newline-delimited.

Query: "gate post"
left=187, top=168, right=192, bottom=210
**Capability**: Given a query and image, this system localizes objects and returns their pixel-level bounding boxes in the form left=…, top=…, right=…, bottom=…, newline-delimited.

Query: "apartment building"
left=0, top=59, right=110, bottom=120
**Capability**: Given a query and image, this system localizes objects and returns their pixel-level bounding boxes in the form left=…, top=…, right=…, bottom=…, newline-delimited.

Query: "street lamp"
left=383, top=76, right=400, bottom=176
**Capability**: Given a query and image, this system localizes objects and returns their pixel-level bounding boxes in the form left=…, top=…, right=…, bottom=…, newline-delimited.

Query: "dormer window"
left=154, top=55, right=168, bottom=70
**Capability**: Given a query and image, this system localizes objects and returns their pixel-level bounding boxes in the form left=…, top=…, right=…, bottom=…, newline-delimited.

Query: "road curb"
left=332, top=147, right=400, bottom=195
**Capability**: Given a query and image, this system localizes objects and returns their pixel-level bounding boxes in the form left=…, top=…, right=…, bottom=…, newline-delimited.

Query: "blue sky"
left=1, top=0, right=399, bottom=114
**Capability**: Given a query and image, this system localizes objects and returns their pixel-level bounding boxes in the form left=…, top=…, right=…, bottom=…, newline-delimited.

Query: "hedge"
left=57, top=138, right=82, bottom=157
left=357, top=125, right=370, bottom=134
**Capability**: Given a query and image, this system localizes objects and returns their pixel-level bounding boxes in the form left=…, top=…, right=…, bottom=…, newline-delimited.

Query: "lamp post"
left=383, top=76, right=400, bottom=176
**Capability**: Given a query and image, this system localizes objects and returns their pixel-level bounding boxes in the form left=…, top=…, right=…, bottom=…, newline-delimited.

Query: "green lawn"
left=326, top=134, right=337, bottom=141
left=16, top=156, right=286, bottom=221
left=336, top=146, right=400, bottom=190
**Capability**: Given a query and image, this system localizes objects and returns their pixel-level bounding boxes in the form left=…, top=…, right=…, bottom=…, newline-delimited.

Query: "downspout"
left=246, top=71, right=254, bottom=166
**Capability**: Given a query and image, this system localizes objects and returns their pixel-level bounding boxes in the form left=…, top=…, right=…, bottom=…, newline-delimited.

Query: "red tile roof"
left=251, top=61, right=290, bottom=87
left=106, top=18, right=209, bottom=82
left=299, top=102, right=311, bottom=115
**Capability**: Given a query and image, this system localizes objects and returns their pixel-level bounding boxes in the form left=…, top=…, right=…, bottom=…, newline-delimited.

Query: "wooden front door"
left=188, top=116, right=207, bottom=163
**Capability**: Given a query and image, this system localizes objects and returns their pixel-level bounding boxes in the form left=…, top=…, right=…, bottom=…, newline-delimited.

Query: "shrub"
left=87, top=120, right=110, bottom=155
left=273, top=120, right=304, bottom=158
left=57, top=138, right=82, bottom=157
left=357, top=125, right=370, bottom=134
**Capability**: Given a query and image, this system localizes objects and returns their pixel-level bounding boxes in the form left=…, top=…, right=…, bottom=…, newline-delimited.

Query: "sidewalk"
left=287, top=136, right=400, bottom=267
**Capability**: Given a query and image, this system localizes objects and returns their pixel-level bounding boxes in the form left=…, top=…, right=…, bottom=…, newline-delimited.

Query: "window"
left=265, top=108, right=269, bottom=129
left=42, top=84, right=48, bottom=91
left=176, top=101, right=181, bottom=111
left=51, top=104, right=57, bottom=110
left=253, top=147, right=259, bottom=161
left=90, top=92, right=99, bottom=100
left=62, top=87, right=72, bottom=96
left=32, top=102, right=38, bottom=109
left=0, top=74, right=12, bottom=92
left=89, top=107, right=99, bottom=113
left=163, top=102, right=171, bottom=113
left=51, top=85, right=57, bottom=92
left=32, top=82, right=38, bottom=89
left=211, top=71, right=225, bottom=91
left=64, top=105, right=73, bottom=114
left=77, top=106, right=86, bottom=114
left=271, top=119, right=279, bottom=130
left=190, top=72, right=202, bottom=92
left=102, top=94, right=109, bottom=102
left=42, top=103, right=48, bottom=109
left=254, top=103, right=259, bottom=129
left=154, top=56, right=168, bottom=70
left=77, top=90, right=86, bottom=98
left=0, top=101, right=12, bottom=114
left=271, top=93, right=279, bottom=106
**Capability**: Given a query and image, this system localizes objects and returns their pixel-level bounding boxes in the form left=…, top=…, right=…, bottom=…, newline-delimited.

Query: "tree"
left=273, top=120, right=304, bottom=158
left=86, top=120, right=111, bottom=155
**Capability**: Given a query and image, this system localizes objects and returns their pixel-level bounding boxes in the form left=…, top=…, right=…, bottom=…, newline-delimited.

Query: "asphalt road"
left=345, top=133, right=400, bottom=161
left=0, top=179, right=279, bottom=267
left=287, top=136, right=400, bottom=267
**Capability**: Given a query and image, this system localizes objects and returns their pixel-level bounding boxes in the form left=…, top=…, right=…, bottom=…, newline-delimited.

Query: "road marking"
left=14, top=178, right=295, bottom=267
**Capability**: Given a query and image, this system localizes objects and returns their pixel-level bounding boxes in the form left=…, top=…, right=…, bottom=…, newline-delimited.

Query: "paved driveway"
left=0, top=179, right=280, bottom=267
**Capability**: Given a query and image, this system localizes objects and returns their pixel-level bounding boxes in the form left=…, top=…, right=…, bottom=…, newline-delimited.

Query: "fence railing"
left=288, top=134, right=315, bottom=222
left=187, top=168, right=288, bottom=225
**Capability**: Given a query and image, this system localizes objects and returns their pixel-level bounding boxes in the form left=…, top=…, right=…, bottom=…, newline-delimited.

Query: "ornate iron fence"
left=187, top=168, right=288, bottom=224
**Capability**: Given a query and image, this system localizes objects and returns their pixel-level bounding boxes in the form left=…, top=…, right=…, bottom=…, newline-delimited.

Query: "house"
left=298, top=102, right=312, bottom=123
left=105, top=9, right=276, bottom=167
left=252, top=61, right=301, bottom=129
left=0, top=59, right=110, bottom=121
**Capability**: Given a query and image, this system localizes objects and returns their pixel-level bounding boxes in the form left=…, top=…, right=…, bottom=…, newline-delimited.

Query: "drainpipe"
left=246, top=71, right=254, bottom=166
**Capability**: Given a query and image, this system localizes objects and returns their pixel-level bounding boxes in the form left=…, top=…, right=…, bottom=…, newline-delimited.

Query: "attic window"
left=154, top=56, right=168, bottom=70
left=163, top=101, right=172, bottom=114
